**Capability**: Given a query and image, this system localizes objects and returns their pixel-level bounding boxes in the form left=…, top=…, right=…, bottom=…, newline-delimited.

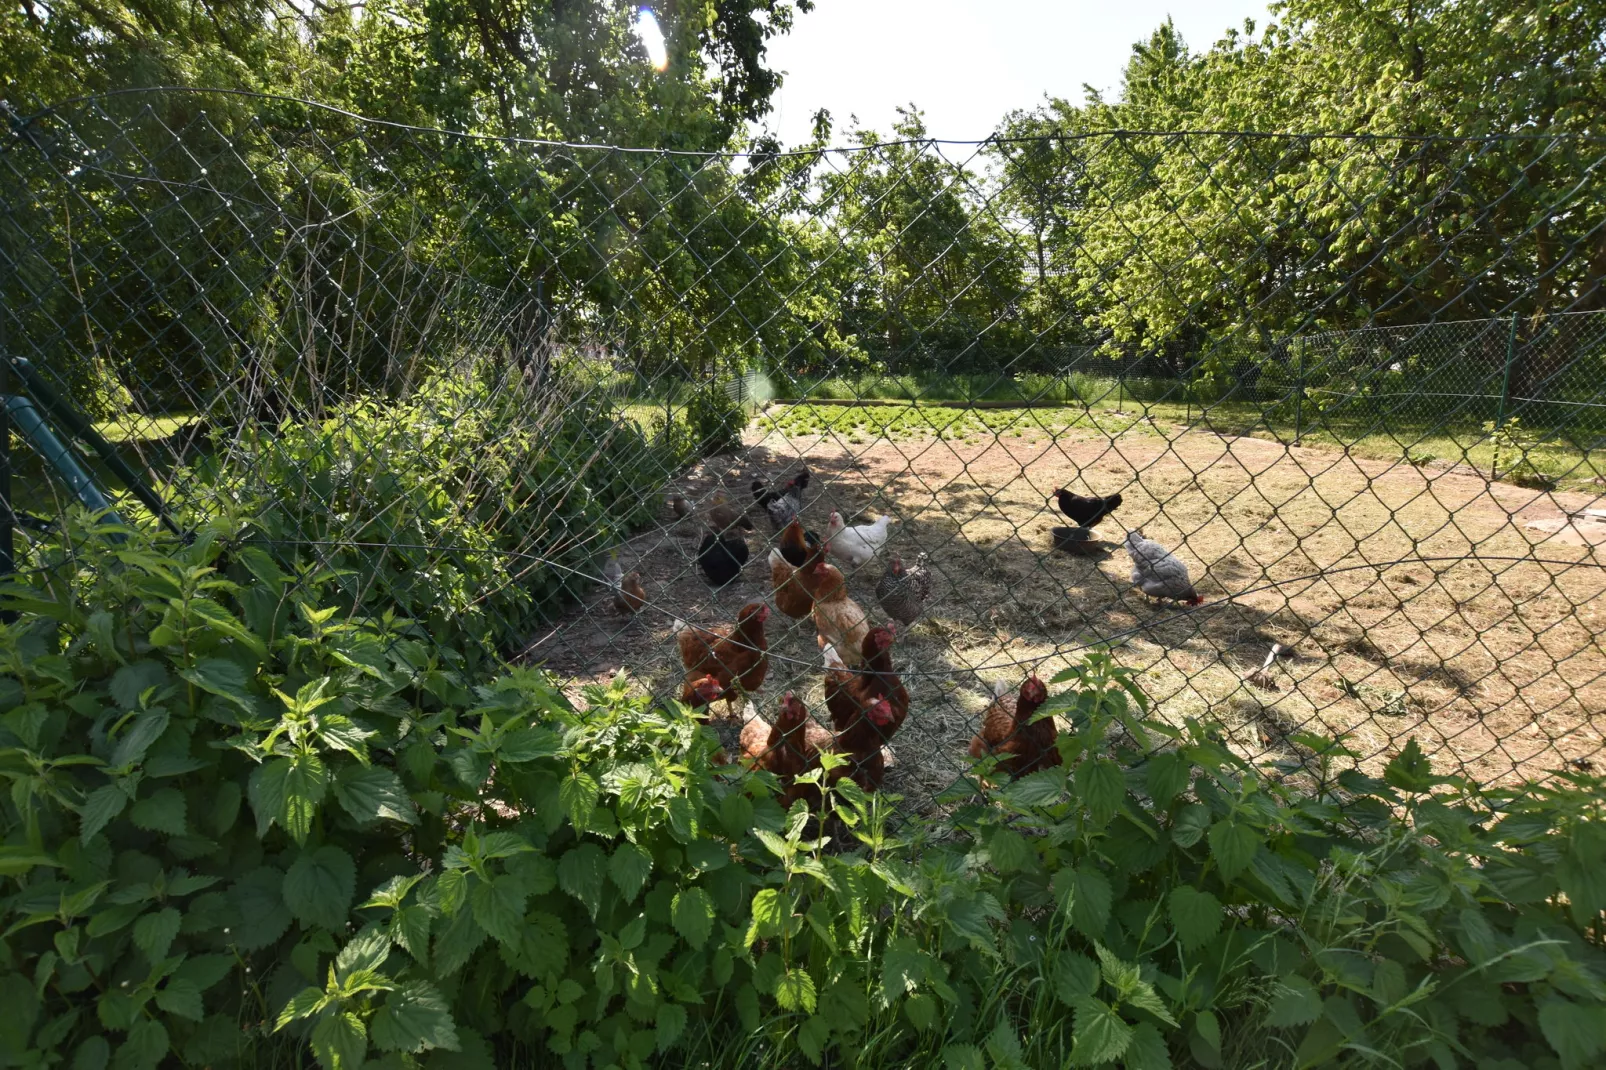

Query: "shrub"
left=179, top=364, right=669, bottom=663
left=1, top=519, right=1602, bottom=1070
left=683, top=382, right=747, bottom=456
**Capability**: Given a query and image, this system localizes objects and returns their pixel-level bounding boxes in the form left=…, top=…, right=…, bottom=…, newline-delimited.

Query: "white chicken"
left=825, top=511, right=893, bottom=568
left=1123, top=530, right=1204, bottom=605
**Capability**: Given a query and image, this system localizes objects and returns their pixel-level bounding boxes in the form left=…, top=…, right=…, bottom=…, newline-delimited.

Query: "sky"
left=758, top=0, right=1273, bottom=147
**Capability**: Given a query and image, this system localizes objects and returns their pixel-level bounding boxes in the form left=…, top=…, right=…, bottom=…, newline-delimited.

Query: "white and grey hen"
left=1123, top=530, right=1204, bottom=605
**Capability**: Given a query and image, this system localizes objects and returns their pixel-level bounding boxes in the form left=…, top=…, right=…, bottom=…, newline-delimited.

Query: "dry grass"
left=523, top=408, right=1606, bottom=812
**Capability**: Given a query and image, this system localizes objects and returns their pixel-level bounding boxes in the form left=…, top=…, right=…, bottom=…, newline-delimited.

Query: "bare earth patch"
left=524, top=411, right=1606, bottom=812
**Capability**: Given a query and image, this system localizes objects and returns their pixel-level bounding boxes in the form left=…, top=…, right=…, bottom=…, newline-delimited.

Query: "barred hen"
left=875, top=553, right=931, bottom=625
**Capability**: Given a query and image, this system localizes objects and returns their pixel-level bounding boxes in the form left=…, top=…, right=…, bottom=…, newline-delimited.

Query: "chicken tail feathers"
left=990, top=678, right=1011, bottom=698
left=672, top=618, right=690, bottom=635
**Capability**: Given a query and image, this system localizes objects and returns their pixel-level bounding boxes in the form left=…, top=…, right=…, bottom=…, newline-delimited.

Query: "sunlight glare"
left=635, top=9, right=669, bottom=72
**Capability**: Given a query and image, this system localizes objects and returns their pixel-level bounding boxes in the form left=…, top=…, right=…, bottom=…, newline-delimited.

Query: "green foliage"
left=178, top=365, right=667, bottom=661
left=1485, top=417, right=1559, bottom=490
left=683, top=382, right=749, bottom=457
left=2, top=522, right=1604, bottom=1070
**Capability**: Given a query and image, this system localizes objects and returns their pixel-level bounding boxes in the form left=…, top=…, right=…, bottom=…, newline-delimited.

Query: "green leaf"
left=986, top=1020, right=1025, bottom=1064
left=1145, top=751, right=1191, bottom=808
left=655, top=1003, right=688, bottom=1052
left=132, top=908, right=181, bottom=963
left=284, top=845, right=356, bottom=932
left=1170, top=804, right=1210, bottom=848
left=1167, top=886, right=1222, bottom=952
left=370, top=981, right=460, bottom=1054
left=333, top=765, right=416, bottom=826
left=174, top=954, right=235, bottom=993
left=1077, top=758, right=1126, bottom=826
left=1382, top=738, right=1435, bottom=793
left=798, top=1014, right=831, bottom=1063
left=557, top=843, right=606, bottom=918
left=155, top=979, right=204, bottom=1021
left=178, top=656, right=258, bottom=708
left=309, top=1011, right=367, bottom=1070
left=1122, top=1023, right=1172, bottom=1070
left=776, top=968, right=818, bottom=1014
left=334, top=925, right=391, bottom=977
left=1055, top=953, right=1101, bottom=1005
left=1002, top=769, right=1065, bottom=807
left=392, top=905, right=433, bottom=964
left=1070, top=997, right=1134, bottom=1065
left=111, top=707, right=170, bottom=767
left=280, top=753, right=330, bottom=845
left=945, top=894, right=1004, bottom=956
left=80, top=785, right=129, bottom=842
left=672, top=887, right=715, bottom=949
left=129, top=788, right=186, bottom=835
left=110, top=661, right=169, bottom=711
left=113, top=1019, right=169, bottom=1070
left=941, top=1044, right=985, bottom=1070
left=609, top=842, right=653, bottom=902
left=470, top=874, right=528, bottom=948
left=1207, top=820, right=1258, bottom=883
left=1539, top=997, right=1606, bottom=1067
left=231, top=867, right=292, bottom=950
left=748, top=887, right=787, bottom=945
left=905, top=992, right=937, bottom=1030
left=560, top=772, right=600, bottom=830
left=72, top=1036, right=110, bottom=1070
left=989, top=828, right=1032, bottom=873
left=1059, top=864, right=1113, bottom=939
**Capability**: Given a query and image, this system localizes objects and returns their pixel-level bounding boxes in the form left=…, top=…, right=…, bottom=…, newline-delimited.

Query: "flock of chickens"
left=599, top=465, right=1207, bottom=806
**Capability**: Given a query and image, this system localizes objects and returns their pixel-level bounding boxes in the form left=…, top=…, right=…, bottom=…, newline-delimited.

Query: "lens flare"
left=634, top=9, right=669, bottom=72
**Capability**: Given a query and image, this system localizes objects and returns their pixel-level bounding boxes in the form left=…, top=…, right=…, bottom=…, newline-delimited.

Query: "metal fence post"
left=1496, top=313, right=1518, bottom=429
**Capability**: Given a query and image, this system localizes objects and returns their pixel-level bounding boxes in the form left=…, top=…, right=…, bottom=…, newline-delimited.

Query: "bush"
left=683, top=382, right=747, bottom=456
left=179, top=364, right=669, bottom=663
left=1, top=519, right=1603, bottom=1070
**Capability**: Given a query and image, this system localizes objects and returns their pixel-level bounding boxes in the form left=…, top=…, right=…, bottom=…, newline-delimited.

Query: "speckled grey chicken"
left=875, top=553, right=931, bottom=625
left=1123, top=530, right=1203, bottom=605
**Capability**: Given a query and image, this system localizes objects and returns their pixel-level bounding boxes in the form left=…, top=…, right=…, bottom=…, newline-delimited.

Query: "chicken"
left=667, top=493, right=692, bottom=521
left=1053, top=489, right=1123, bottom=528
left=680, top=674, right=727, bottom=717
left=770, top=549, right=814, bottom=620
left=1123, top=530, right=1204, bottom=605
left=1051, top=526, right=1106, bottom=556
left=823, top=627, right=909, bottom=746
left=739, top=692, right=833, bottom=808
left=829, top=696, right=895, bottom=793
left=753, top=467, right=809, bottom=532
left=967, top=676, right=1059, bottom=780
left=602, top=554, right=646, bottom=615
left=875, top=553, right=931, bottom=625
left=778, top=517, right=819, bottom=568
left=674, top=602, right=770, bottom=715
left=824, top=511, right=893, bottom=568
left=801, top=553, right=870, bottom=665
left=705, top=491, right=754, bottom=536
left=617, top=571, right=647, bottom=615
left=697, top=531, right=749, bottom=587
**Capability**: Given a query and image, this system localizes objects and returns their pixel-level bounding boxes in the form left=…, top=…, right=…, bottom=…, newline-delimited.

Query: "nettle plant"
left=0, top=517, right=1603, bottom=1070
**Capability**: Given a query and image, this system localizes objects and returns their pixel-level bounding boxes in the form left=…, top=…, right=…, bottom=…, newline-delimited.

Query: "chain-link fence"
left=3, top=89, right=1604, bottom=813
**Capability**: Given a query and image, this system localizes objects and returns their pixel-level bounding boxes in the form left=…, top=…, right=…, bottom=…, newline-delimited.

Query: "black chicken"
left=752, top=465, right=811, bottom=509
left=698, top=532, right=749, bottom=587
left=1052, top=488, right=1122, bottom=528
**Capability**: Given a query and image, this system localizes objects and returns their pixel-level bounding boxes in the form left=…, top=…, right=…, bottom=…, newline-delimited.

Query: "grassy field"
left=750, top=390, right=1606, bottom=492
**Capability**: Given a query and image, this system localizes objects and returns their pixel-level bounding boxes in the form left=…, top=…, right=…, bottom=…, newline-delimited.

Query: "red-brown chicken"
left=680, top=674, right=728, bottom=716
left=770, top=520, right=823, bottom=621
left=801, top=550, right=870, bottom=665
left=967, top=676, right=1059, bottom=779
left=739, top=692, right=833, bottom=808
left=674, top=602, right=770, bottom=716
left=822, top=626, right=909, bottom=793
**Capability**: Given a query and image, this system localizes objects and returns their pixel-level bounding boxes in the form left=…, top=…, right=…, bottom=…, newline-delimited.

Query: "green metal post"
left=1496, top=313, right=1518, bottom=430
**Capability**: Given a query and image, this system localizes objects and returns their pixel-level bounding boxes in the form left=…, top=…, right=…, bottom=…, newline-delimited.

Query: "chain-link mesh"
left=4, top=89, right=1604, bottom=814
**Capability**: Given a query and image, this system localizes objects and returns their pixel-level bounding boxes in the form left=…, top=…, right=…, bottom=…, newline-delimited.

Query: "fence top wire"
left=4, top=87, right=1606, bottom=816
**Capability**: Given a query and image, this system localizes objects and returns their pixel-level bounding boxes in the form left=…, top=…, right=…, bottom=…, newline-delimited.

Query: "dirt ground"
left=522, top=410, right=1606, bottom=812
